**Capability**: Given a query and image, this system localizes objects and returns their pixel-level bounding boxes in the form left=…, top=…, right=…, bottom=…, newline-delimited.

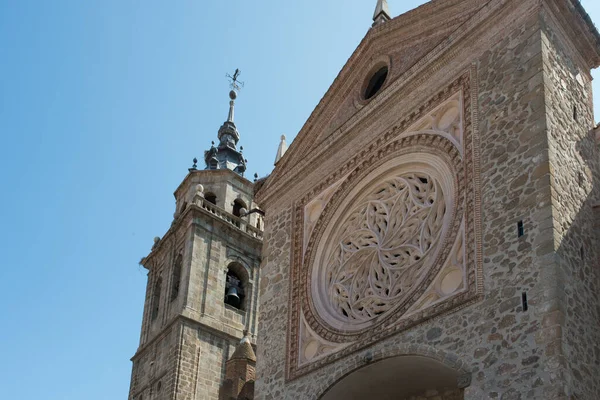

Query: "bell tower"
left=128, top=74, right=263, bottom=400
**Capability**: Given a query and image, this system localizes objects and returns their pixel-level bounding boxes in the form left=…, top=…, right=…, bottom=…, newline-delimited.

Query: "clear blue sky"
left=0, top=1, right=598, bottom=399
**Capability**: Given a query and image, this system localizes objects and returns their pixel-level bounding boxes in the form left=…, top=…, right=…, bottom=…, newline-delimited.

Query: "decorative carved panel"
left=297, top=314, right=349, bottom=367
left=287, top=71, right=482, bottom=379
left=311, top=161, right=457, bottom=334
left=303, top=177, right=346, bottom=255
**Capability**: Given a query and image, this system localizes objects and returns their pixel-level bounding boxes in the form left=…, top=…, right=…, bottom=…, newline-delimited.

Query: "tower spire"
left=203, top=69, right=247, bottom=175
left=274, top=135, right=288, bottom=165
left=373, top=0, right=391, bottom=26
left=227, top=94, right=235, bottom=123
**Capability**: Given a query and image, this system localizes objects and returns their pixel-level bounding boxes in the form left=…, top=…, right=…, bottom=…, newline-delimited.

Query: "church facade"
left=255, top=0, right=600, bottom=399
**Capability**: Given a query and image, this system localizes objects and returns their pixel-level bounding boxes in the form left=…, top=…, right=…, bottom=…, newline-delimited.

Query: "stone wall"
left=185, top=218, right=261, bottom=339
left=171, top=211, right=260, bottom=400
left=255, top=2, right=600, bottom=398
left=130, top=227, right=190, bottom=400
left=141, top=232, right=190, bottom=347
left=130, top=169, right=262, bottom=400
left=131, top=320, right=240, bottom=400
left=192, top=326, right=237, bottom=399
left=541, top=9, right=600, bottom=399
left=129, top=323, right=178, bottom=400
left=255, top=207, right=292, bottom=399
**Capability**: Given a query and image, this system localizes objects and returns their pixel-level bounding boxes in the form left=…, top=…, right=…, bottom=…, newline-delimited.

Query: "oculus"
left=364, top=66, right=388, bottom=100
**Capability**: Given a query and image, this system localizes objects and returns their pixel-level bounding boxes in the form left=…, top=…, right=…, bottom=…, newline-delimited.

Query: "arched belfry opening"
left=233, top=199, right=247, bottom=218
left=224, top=263, right=248, bottom=310
left=205, top=192, right=217, bottom=205
left=319, top=355, right=467, bottom=400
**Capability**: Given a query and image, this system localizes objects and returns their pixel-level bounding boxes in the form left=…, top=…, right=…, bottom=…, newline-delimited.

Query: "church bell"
left=225, top=287, right=241, bottom=308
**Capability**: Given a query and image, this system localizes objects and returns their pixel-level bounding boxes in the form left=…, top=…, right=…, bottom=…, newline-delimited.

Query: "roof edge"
left=572, top=0, right=600, bottom=57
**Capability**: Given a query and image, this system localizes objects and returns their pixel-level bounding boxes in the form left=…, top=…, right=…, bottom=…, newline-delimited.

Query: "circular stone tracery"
left=310, top=154, right=457, bottom=333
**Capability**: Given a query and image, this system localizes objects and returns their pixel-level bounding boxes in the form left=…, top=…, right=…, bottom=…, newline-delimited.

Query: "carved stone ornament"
left=311, top=158, right=456, bottom=333
left=298, top=314, right=349, bottom=367
left=287, top=71, right=483, bottom=379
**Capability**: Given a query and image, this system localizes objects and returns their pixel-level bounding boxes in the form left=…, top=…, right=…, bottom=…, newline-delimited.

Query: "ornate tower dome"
left=204, top=73, right=247, bottom=175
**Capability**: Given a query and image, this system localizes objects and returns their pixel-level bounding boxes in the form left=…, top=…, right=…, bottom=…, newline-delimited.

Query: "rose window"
left=310, top=156, right=457, bottom=333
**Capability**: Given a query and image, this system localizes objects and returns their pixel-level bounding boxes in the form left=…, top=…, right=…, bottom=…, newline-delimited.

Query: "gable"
left=256, top=0, right=600, bottom=207
left=256, top=0, right=491, bottom=204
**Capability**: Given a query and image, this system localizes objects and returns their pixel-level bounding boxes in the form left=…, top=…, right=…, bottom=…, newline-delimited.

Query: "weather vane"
left=226, top=68, right=245, bottom=92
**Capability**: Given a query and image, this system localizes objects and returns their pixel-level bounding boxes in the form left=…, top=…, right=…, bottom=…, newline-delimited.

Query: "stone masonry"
left=129, top=142, right=262, bottom=399
left=255, top=0, right=600, bottom=399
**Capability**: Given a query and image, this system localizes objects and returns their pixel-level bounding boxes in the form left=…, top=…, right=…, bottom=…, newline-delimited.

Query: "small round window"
left=364, top=66, right=388, bottom=100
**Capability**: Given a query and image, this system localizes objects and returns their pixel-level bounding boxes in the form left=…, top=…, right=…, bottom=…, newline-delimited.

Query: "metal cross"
left=226, top=68, right=245, bottom=91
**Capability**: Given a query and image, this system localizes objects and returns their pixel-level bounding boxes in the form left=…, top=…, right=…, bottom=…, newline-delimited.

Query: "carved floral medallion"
left=312, top=162, right=456, bottom=333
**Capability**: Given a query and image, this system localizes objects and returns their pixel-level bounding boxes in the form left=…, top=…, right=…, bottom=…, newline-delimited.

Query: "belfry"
left=128, top=74, right=262, bottom=400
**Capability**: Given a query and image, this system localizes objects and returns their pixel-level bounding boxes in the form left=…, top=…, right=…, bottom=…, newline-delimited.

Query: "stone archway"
left=319, top=354, right=469, bottom=400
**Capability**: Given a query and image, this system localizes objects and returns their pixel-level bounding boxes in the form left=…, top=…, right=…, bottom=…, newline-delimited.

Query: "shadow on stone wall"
left=549, top=131, right=600, bottom=398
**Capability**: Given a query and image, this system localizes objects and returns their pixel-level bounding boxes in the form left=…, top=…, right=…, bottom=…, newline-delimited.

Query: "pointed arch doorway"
left=319, top=355, right=467, bottom=400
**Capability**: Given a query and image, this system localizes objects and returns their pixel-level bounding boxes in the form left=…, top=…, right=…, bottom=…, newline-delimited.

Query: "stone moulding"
left=286, top=70, right=483, bottom=380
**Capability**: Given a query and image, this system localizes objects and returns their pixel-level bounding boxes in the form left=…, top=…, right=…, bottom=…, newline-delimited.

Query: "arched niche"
left=205, top=192, right=217, bottom=205
left=224, top=262, right=250, bottom=311
left=233, top=199, right=248, bottom=218
left=319, top=355, right=467, bottom=400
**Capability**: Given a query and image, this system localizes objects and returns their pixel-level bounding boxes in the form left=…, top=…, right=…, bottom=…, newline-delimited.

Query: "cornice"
left=131, top=315, right=180, bottom=361
left=173, top=168, right=254, bottom=199
left=140, top=212, right=192, bottom=269
left=141, top=202, right=261, bottom=268
left=571, top=0, right=600, bottom=61
left=543, top=0, right=600, bottom=70
left=131, top=314, right=250, bottom=362
left=187, top=203, right=263, bottom=243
